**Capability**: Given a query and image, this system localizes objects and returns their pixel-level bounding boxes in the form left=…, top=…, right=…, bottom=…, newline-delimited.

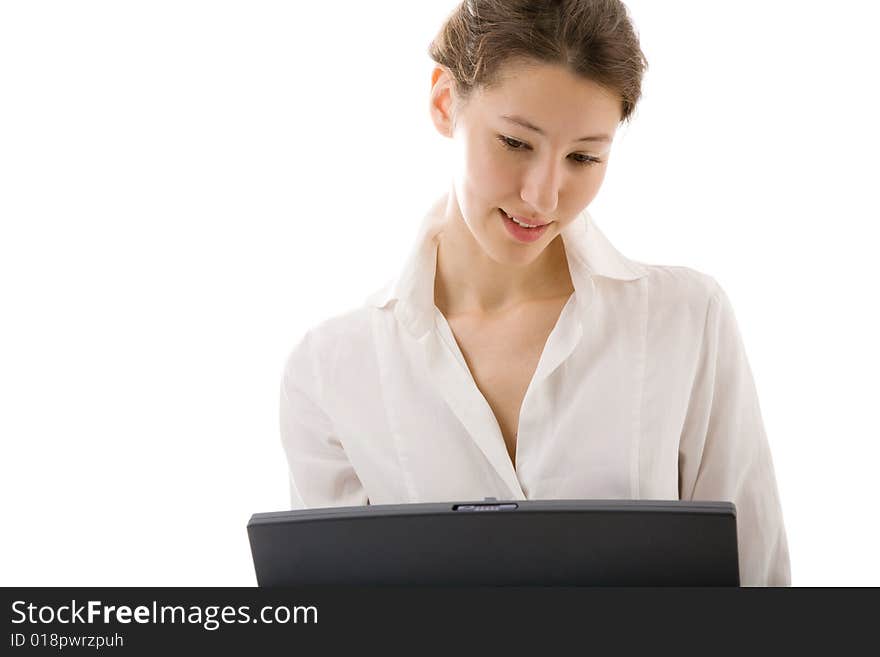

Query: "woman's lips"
left=498, top=208, right=551, bottom=243
left=500, top=209, right=551, bottom=227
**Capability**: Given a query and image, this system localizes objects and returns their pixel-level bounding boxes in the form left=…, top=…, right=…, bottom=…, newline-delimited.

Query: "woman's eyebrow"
left=500, top=114, right=611, bottom=143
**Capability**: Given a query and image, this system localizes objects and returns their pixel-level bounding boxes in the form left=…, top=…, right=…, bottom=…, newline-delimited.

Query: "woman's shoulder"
left=623, top=260, right=728, bottom=328
left=639, top=261, right=721, bottom=295
left=633, top=260, right=724, bottom=302
left=281, top=304, right=378, bottom=384
left=310, top=304, right=375, bottom=341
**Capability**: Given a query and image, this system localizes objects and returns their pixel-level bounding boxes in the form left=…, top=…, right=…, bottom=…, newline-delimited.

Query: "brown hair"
left=428, top=0, right=649, bottom=126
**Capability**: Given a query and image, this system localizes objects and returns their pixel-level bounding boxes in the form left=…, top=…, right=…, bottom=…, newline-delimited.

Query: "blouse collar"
left=365, top=193, right=649, bottom=341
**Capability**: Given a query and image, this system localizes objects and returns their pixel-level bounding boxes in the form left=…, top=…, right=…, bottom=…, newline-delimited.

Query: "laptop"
left=247, top=498, right=739, bottom=586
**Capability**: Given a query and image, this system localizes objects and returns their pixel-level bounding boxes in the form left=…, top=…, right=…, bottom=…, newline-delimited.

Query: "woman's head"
left=429, top=0, right=647, bottom=127
left=427, top=0, right=648, bottom=268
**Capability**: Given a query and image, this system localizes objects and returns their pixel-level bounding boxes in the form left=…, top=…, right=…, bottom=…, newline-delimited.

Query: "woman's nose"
left=520, top=159, right=561, bottom=217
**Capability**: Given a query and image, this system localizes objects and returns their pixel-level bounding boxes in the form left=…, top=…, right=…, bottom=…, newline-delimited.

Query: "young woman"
left=279, top=0, right=791, bottom=586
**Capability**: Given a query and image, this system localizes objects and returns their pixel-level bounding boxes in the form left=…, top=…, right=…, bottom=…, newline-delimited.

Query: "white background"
left=1, top=1, right=877, bottom=586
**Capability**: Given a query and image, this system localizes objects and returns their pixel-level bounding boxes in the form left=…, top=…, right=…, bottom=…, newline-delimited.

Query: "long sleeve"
left=678, top=285, right=791, bottom=586
left=279, top=329, right=369, bottom=510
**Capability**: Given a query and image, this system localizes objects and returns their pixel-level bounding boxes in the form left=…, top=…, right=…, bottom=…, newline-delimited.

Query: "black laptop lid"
left=247, top=499, right=739, bottom=586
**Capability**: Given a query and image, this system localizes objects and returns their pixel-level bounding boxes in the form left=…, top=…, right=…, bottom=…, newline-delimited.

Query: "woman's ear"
left=429, top=65, right=457, bottom=139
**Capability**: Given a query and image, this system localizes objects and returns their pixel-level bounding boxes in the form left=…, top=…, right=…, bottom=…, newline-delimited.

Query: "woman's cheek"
left=477, top=152, right=515, bottom=191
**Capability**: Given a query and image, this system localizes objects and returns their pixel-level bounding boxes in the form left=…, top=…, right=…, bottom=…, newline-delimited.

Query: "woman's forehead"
left=468, top=65, right=622, bottom=133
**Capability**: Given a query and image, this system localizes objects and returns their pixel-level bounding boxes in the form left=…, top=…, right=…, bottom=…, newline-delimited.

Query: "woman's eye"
left=498, top=135, right=526, bottom=150
left=497, top=135, right=602, bottom=167
left=570, top=153, right=603, bottom=167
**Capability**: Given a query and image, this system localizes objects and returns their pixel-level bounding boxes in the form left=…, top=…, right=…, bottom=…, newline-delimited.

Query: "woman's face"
left=430, top=60, right=622, bottom=267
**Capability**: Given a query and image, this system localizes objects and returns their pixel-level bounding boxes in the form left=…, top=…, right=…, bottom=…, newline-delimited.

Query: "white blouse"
left=279, top=193, right=792, bottom=586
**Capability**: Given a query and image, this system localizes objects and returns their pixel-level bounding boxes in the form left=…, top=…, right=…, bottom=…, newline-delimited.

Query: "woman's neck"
left=433, top=208, right=574, bottom=318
